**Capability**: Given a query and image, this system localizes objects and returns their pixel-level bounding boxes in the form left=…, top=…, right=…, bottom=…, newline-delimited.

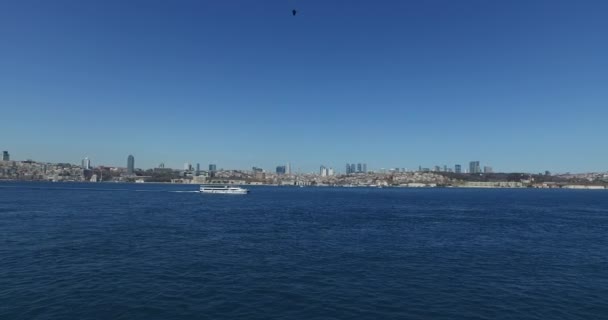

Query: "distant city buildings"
left=2, top=151, right=9, bottom=161
left=469, top=161, right=481, bottom=174
left=251, top=167, right=265, bottom=180
left=1, top=152, right=607, bottom=188
left=276, top=165, right=286, bottom=175
left=196, top=163, right=200, bottom=176
left=318, top=165, right=334, bottom=177
left=346, top=162, right=367, bottom=174
left=286, top=162, right=291, bottom=175
left=127, top=155, right=135, bottom=175
left=1, top=160, right=85, bottom=181
left=81, top=157, right=91, bottom=170
left=208, top=164, right=217, bottom=177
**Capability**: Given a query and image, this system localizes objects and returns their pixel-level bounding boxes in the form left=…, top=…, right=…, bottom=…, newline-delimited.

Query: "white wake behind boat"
left=199, top=185, right=249, bottom=194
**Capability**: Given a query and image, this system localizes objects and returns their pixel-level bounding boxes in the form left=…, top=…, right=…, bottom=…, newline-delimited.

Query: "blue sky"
left=1, top=0, right=607, bottom=173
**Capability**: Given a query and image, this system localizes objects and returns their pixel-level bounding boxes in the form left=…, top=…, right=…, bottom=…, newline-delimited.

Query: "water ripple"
left=1, top=183, right=607, bottom=319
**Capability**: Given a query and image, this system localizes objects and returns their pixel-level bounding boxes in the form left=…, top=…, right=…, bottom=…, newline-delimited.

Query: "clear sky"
left=1, top=0, right=607, bottom=173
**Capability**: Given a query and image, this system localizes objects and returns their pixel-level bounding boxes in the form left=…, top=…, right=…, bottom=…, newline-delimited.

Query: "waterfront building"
left=127, top=155, right=135, bottom=175
left=455, top=164, right=462, bottom=174
left=469, top=161, right=481, bottom=174
left=2, top=151, right=10, bottom=161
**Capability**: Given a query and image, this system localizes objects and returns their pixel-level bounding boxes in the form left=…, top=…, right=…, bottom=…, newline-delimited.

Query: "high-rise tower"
left=127, top=155, right=135, bottom=175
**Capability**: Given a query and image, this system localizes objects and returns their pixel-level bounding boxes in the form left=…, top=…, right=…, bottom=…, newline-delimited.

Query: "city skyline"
left=1, top=148, right=601, bottom=175
left=1, top=1, right=607, bottom=172
left=4, top=148, right=607, bottom=175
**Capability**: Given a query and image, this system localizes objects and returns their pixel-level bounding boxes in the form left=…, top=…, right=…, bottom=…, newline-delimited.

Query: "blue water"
left=1, top=182, right=607, bottom=319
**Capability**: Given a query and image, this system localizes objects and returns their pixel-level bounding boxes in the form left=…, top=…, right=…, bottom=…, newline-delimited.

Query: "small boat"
left=200, top=185, right=249, bottom=194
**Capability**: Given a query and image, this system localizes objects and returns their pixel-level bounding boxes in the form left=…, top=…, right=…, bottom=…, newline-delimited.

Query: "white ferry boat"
left=199, top=185, right=249, bottom=194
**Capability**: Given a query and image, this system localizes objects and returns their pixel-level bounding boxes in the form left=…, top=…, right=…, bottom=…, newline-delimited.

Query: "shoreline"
left=1, top=180, right=606, bottom=190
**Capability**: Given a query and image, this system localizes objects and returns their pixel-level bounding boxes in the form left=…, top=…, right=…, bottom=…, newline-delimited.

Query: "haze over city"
left=1, top=1, right=607, bottom=172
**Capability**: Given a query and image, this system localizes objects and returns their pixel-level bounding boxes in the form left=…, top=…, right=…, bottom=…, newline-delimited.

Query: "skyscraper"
left=350, top=164, right=356, bottom=174
left=484, top=166, right=493, bottom=174
left=209, top=164, right=217, bottom=172
left=328, top=167, right=334, bottom=176
left=196, top=163, right=200, bottom=176
left=357, top=163, right=362, bottom=173
left=469, top=161, right=480, bottom=174
left=455, top=164, right=462, bottom=174
left=345, top=163, right=351, bottom=174
left=320, top=165, right=327, bottom=177
left=362, top=163, right=367, bottom=173
left=287, top=162, right=291, bottom=175
left=127, top=155, right=135, bottom=175
left=82, top=157, right=91, bottom=170
left=2, top=151, right=9, bottom=161
left=276, top=165, right=286, bottom=175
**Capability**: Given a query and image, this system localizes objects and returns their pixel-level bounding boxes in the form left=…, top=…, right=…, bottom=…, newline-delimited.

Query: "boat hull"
left=199, top=186, right=249, bottom=194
